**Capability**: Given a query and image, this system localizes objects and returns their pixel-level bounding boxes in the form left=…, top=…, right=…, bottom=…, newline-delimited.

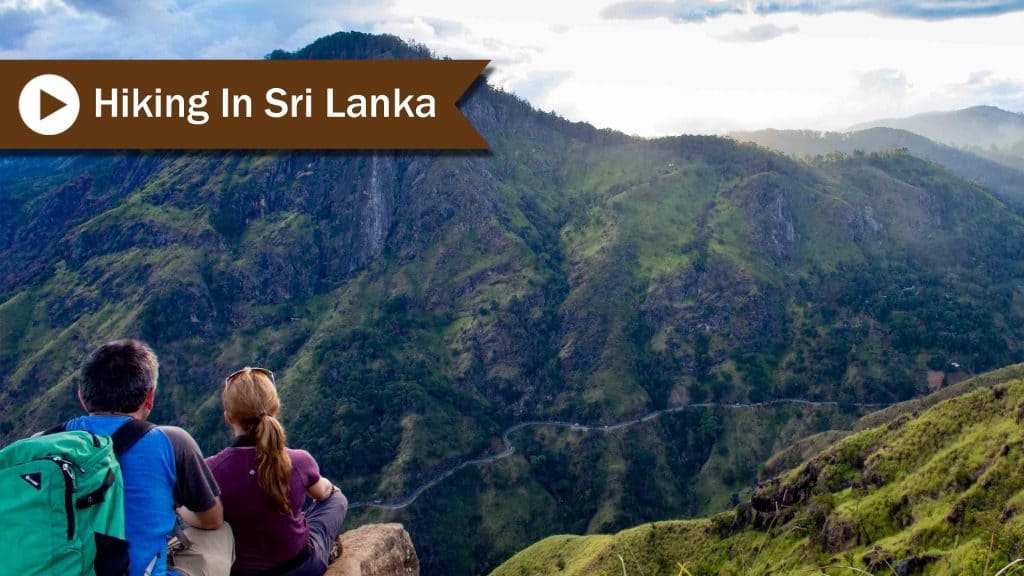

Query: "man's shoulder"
left=155, top=424, right=194, bottom=440
left=155, top=425, right=204, bottom=456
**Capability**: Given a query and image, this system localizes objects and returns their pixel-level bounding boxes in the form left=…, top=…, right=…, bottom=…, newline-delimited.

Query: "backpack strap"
left=77, top=470, right=117, bottom=509
left=44, top=418, right=155, bottom=455
left=43, top=422, right=67, bottom=435
left=109, top=418, right=156, bottom=457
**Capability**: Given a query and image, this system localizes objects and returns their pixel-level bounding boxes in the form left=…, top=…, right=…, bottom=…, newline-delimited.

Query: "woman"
left=206, top=367, right=348, bottom=576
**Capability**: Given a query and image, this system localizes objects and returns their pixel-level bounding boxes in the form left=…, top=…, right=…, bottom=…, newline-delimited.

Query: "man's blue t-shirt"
left=65, top=415, right=220, bottom=576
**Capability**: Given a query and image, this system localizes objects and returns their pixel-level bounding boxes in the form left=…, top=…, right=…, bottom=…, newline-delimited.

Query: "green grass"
left=493, top=366, right=1024, bottom=576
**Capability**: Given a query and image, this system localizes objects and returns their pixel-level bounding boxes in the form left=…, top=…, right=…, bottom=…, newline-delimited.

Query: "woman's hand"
left=307, top=477, right=336, bottom=501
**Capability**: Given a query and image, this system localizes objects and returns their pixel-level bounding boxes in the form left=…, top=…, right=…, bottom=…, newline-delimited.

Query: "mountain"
left=731, top=127, right=1024, bottom=207
left=5, top=32, right=1024, bottom=575
left=851, top=106, right=1024, bottom=171
left=492, top=364, right=1024, bottom=576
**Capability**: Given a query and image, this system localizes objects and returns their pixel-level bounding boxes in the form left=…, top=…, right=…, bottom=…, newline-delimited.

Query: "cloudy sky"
left=2, top=0, right=1024, bottom=135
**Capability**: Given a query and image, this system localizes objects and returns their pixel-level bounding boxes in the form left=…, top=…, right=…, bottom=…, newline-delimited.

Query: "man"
left=66, top=339, right=233, bottom=576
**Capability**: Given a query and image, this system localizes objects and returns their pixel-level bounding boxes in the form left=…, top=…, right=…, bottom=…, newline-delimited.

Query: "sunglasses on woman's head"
left=224, top=366, right=276, bottom=386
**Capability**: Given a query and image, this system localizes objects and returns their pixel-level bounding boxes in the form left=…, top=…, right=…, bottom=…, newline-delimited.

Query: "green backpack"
left=0, top=419, right=154, bottom=576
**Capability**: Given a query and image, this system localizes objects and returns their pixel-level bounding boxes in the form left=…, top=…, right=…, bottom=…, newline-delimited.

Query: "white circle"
left=18, top=74, right=80, bottom=136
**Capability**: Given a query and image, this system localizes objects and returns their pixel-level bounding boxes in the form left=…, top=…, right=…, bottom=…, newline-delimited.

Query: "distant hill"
left=492, top=364, right=1024, bottom=576
left=731, top=126, right=1024, bottom=206
left=851, top=105, right=1024, bottom=171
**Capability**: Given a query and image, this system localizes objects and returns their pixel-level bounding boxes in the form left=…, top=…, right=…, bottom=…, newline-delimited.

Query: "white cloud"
left=602, top=0, right=1024, bottom=22
left=2, top=0, right=1024, bottom=135
left=950, top=70, right=1024, bottom=110
left=1, top=0, right=393, bottom=58
left=0, top=3, right=43, bottom=49
left=719, top=23, right=799, bottom=42
left=511, top=70, right=573, bottom=104
left=858, top=68, right=911, bottom=99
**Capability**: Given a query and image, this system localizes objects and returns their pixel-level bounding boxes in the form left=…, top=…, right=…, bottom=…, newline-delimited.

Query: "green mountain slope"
left=5, top=32, right=1024, bottom=575
left=731, top=127, right=1024, bottom=207
left=492, top=364, right=1024, bottom=576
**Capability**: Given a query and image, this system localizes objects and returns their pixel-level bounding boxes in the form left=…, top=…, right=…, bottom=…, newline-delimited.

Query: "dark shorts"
left=281, top=491, right=349, bottom=576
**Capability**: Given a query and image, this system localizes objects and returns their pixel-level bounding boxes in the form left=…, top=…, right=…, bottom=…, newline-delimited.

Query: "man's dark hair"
left=80, top=339, right=159, bottom=413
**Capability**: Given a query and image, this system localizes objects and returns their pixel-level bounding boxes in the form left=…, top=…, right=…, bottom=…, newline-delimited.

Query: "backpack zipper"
left=52, top=456, right=85, bottom=473
left=52, top=458, right=76, bottom=540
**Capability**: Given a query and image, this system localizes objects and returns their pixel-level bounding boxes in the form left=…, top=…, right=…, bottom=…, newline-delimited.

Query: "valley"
left=3, top=32, right=1024, bottom=575
left=492, top=365, right=1024, bottom=576
left=352, top=397, right=890, bottom=510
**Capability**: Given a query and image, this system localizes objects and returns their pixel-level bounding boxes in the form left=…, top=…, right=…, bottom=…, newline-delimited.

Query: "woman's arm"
left=307, top=477, right=336, bottom=501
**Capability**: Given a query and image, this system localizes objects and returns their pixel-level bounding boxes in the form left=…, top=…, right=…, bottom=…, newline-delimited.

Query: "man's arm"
left=161, top=426, right=224, bottom=530
left=177, top=499, right=223, bottom=529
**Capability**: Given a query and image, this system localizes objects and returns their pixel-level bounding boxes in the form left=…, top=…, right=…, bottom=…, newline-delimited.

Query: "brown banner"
left=0, top=60, right=489, bottom=150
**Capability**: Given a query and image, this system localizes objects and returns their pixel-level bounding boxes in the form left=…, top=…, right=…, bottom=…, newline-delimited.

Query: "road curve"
left=349, top=398, right=887, bottom=510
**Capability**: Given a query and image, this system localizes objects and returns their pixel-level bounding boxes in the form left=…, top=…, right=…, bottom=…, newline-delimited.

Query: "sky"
left=2, top=0, right=1024, bottom=136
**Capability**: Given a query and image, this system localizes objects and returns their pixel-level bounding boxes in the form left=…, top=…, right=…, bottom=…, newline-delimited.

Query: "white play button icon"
left=18, top=74, right=80, bottom=136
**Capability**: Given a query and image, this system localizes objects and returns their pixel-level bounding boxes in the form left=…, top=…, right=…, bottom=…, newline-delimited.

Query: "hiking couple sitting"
left=29, top=339, right=347, bottom=576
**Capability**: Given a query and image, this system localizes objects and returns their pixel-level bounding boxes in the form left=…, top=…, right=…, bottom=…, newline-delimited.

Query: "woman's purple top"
left=207, top=443, right=321, bottom=573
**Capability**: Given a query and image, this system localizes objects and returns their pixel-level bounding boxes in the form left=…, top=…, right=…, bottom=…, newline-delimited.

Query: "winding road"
left=349, top=398, right=888, bottom=510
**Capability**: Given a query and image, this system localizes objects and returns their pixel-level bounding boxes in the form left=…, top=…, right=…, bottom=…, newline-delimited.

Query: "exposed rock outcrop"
left=727, top=171, right=798, bottom=261
left=326, top=524, right=419, bottom=576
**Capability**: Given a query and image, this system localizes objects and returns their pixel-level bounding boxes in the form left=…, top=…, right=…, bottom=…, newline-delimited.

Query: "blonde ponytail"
left=252, top=414, right=293, bottom=515
left=223, top=367, right=294, bottom=515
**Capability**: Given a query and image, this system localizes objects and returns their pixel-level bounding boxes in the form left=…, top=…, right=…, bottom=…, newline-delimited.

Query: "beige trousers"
left=168, top=523, right=235, bottom=576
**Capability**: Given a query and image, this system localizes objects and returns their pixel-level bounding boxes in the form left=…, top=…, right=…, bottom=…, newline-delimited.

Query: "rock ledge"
left=325, top=523, right=419, bottom=576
